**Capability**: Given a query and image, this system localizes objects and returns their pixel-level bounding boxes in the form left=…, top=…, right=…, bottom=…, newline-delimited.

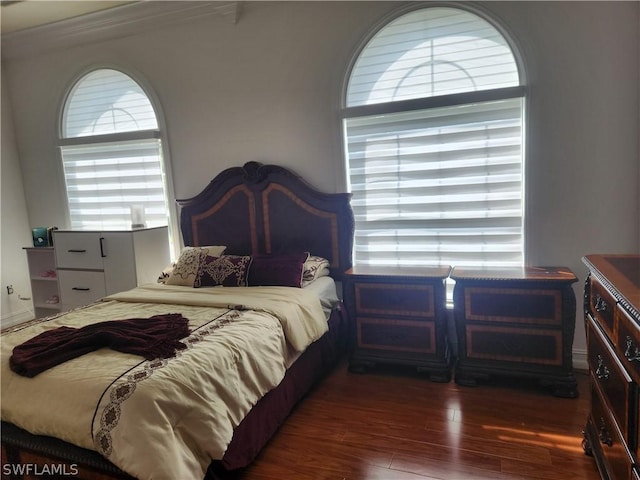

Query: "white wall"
left=1, top=74, right=35, bottom=327
left=1, top=1, right=639, bottom=363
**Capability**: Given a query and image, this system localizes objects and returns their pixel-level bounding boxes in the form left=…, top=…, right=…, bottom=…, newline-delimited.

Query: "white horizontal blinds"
left=60, top=140, right=169, bottom=230
left=346, top=98, right=523, bottom=268
left=63, top=69, right=158, bottom=138
left=347, top=8, right=519, bottom=107
left=343, top=7, right=524, bottom=269
left=60, top=69, right=169, bottom=231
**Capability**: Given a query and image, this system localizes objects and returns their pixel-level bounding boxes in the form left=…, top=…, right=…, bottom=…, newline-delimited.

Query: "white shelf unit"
left=23, top=247, right=61, bottom=319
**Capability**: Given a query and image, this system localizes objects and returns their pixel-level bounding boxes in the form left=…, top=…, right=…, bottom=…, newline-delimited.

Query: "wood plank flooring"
left=236, top=360, right=600, bottom=480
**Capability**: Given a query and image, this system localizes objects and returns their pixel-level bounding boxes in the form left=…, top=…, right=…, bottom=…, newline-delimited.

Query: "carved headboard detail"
left=176, top=162, right=354, bottom=280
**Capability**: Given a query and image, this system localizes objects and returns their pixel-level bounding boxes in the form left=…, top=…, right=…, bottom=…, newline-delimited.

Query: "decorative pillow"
left=195, top=255, right=252, bottom=287
left=165, top=246, right=227, bottom=286
left=302, top=255, right=331, bottom=287
left=247, top=252, right=309, bottom=288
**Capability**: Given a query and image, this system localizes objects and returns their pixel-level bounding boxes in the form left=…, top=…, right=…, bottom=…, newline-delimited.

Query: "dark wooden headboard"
left=176, top=162, right=354, bottom=280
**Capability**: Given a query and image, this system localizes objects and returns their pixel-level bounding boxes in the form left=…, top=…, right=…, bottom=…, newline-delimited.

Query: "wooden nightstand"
left=344, top=265, right=452, bottom=382
left=451, top=266, right=579, bottom=397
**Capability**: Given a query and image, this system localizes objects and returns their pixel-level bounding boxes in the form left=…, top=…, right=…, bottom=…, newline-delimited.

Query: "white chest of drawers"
left=53, top=227, right=170, bottom=311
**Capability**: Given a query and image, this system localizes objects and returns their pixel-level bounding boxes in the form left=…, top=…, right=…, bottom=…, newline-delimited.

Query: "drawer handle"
left=595, top=355, right=610, bottom=380
left=67, top=249, right=87, bottom=253
left=624, top=336, right=640, bottom=362
left=71, top=287, right=90, bottom=291
left=594, top=295, right=608, bottom=313
left=598, top=417, right=613, bottom=447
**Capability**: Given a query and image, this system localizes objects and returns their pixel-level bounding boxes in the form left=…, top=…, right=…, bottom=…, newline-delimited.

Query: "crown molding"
left=1, top=1, right=244, bottom=60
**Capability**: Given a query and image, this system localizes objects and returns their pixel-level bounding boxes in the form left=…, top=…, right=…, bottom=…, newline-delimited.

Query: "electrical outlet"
left=6, top=285, right=14, bottom=295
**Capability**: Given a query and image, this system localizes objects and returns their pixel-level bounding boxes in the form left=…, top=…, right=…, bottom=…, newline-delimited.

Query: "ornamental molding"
left=1, top=1, right=243, bottom=60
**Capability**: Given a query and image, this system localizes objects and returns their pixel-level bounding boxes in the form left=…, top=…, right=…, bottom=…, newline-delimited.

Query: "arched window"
left=59, top=68, right=172, bottom=232
left=343, top=6, right=525, bottom=268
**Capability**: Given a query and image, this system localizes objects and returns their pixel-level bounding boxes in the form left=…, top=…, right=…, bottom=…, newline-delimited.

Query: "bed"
left=1, top=161, right=354, bottom=480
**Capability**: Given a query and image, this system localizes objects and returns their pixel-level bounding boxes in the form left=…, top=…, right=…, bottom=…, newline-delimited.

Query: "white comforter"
left=1, top=284, right=328, bottom=480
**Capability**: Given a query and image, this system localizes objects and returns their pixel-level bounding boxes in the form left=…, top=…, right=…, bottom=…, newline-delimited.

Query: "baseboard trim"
left=573, top=347, right=588, bottom=372
left=1, top=309, right=34, bottom=330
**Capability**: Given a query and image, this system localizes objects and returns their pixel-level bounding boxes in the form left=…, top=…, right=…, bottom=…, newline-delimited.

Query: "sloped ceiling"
left=0, top=1, right=134, bottom=34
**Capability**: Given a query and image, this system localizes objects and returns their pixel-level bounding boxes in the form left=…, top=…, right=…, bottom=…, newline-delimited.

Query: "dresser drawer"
left=357, top=318, right=436, bottom=354
left=591, top=383, right=634, bottom=480
left=589, top=277, right=617, bottom=339
left=588, top=315, right=634, bottom=445
left=354, top=283, right=434, bottom=319
left=616, top=304, right=640, bottom=384
left=54, top=232, right=105, bottom=270
left=462, top=286, right=562, bottom=326
left=58, top=270, right=106, bottom=309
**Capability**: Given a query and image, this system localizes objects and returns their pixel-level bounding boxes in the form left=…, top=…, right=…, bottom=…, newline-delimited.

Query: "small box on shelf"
left=31, top=226, right=58, bottom=247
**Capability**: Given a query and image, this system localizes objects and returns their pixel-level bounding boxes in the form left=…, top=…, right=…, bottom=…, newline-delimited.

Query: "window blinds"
left=345, top=98, right=523, bottom=268
left=343, top=7, right=524, bottom=269
left=60, top=69, right=169, bottom=231
left=346, top=7, right=520, bottom=107
left=63, top=69, right=158, bottom=138
left=60, top=139, right=169, bottom=231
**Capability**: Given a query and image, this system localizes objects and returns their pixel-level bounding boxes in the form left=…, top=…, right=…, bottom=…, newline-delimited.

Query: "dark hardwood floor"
left=237, top=360, right=599, bottom=480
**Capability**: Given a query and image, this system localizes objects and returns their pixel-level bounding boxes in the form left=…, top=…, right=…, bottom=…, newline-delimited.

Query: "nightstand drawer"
left=465, top=324, right=563, bottom=366
left=588, top=315, right=634, bottom=445
left=58, top=270, right=107, bottom=309
left=463, top=286, right=562, bottom=326
left=589, top=277, right=617, bottom=339
left=354, top=283, right=434, bottom=319
left=357, top=318, right=435, bottom=354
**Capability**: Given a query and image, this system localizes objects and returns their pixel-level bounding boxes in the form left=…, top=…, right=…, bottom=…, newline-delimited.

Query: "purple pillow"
left=247, top=253, right=309, bottom=288
left=195, top=255, right=252, bottom=287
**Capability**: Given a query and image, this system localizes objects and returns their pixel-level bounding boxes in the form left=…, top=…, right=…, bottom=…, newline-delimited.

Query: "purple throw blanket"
left=10, top=314, right=191, bottom=378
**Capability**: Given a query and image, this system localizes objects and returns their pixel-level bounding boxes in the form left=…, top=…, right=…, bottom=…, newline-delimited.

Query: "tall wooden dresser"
left=582, top=255, right=640, bottom=480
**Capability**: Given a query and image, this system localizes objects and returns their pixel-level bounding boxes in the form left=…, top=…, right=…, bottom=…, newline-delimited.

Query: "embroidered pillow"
left=302, top=255, right=331, bottom=287
left=247, top=252, right=309, bottom=288
left=165, top=246, right=227, bottom=286
left=195, top=255, right=252, bottom=287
